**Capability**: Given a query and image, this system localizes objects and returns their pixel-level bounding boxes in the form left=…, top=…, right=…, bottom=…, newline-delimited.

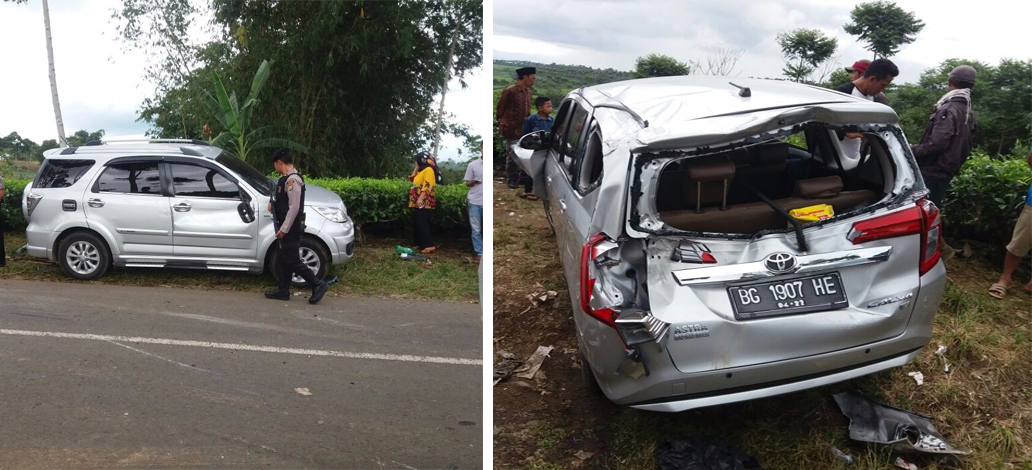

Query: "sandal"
left=988, top=282, right=1008, bottom=299
left=518, top=193, right=539, bottom=201
left=420, top=246, right=437, bottom=254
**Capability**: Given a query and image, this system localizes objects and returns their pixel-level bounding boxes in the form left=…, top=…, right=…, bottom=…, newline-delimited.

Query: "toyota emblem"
left=763, top=252, right=798, bottom=274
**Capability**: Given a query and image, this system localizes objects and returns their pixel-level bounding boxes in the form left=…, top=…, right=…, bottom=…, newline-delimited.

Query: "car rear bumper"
left=24, top=226, right=55, bottom=261
left=596, top=261, right=946, bottom=411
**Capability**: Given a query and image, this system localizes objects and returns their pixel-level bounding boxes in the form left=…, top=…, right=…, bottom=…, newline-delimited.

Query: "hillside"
left=492, top=60, right=634, bottom=104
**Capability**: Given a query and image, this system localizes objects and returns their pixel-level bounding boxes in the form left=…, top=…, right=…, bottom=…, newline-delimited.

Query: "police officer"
left=264, top=149, right=329, bottom=303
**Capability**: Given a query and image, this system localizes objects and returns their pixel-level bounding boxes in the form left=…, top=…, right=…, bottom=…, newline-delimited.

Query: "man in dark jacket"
left=910, top=65, right=977, bottom=207
left=910, top=65, right=978, bottom=261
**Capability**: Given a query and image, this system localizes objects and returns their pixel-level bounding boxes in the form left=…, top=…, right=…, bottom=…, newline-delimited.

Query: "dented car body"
left=514, top=76, right=946, bottom=412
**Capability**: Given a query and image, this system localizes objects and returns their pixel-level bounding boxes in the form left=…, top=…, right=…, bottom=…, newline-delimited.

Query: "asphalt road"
left=0, top=280, right=483, bottom=469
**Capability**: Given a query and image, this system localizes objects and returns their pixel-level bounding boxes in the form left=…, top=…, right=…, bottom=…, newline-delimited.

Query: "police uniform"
left=267, top=169, right=327, bottom=302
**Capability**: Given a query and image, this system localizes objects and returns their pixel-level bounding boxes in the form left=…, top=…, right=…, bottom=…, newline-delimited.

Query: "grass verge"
left=1, top=231, right=480, bottom=302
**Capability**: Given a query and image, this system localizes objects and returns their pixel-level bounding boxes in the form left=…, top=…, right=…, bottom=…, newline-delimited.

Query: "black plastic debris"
left=656, top=437, right=763, bottom=470
left=323, top=275, right=339, bottom=285
left=833, top=390, right=971, bottom=456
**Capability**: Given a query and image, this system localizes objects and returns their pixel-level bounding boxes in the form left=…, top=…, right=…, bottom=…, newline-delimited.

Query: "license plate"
left=728, top=273, right=848, bottom=320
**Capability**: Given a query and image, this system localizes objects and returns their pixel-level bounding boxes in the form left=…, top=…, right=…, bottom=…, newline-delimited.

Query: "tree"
left=776, top=29, right=838, bottom=83
left=822, top=68, right=854, bottom=89
left=66, top=129, right=105, bottom=146
left=115, top=0, right=483, bottom=178
left=633, top=53, right=691, bottom=78
left=692, top=48, right=745, bottom=76
left=4, top=0, right=68, bottom=146
left=201, top=60, right=307, bottom=164
left=843, top=1, right=925, bottom=59
left=431, top=0, right=482, bottom=160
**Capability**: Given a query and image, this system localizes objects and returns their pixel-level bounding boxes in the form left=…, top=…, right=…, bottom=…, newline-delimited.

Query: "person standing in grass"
left=910, top=65, right=978, bottom=261
left=0, top=170, right=5, bottom=267
left=464, top=145, right=484, bottom=263
left=517, top=96, right=554, bottom=201
left=496, top=66, right=535, bottom=190
left=409, top=151, right=439, bottom=254
left=989, top=148, right=1032, bottom=299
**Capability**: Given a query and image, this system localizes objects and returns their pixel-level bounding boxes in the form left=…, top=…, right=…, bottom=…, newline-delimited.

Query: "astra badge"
left=673, top=324, right=710, bottom=341
left=763, top=252, right=798, bottom=275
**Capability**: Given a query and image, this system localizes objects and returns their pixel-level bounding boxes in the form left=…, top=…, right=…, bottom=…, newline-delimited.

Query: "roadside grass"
left=493, top=178, right=1032, bottom=469
left=1, top=231, right=480, bottom=302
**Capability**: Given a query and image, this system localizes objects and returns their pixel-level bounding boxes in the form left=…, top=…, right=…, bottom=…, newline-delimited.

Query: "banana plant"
left=201, top=59, right=307, bottom=163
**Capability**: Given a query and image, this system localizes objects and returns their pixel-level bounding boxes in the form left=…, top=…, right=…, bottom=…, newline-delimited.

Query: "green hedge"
left=941, top=153, right=1030, bottom=245
left=0, top=177, right=471, bottom=233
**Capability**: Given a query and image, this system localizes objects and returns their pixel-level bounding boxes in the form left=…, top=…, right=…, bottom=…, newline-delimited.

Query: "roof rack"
left=56, top=138, right=214, bottom=155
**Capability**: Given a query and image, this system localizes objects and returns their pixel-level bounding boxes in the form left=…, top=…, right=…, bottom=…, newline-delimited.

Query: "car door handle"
left=173, top=202, right=192, bottom=212
left=87, top=198, right=104, bottom=208
left=559, top=199, right=567, bottom=212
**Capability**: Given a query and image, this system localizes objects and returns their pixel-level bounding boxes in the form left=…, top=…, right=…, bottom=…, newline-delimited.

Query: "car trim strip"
left=671, top=246, right=892, bottom=286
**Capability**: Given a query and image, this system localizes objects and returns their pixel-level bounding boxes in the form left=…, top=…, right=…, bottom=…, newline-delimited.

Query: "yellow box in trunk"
left=790, top=204, right=835, bottom=222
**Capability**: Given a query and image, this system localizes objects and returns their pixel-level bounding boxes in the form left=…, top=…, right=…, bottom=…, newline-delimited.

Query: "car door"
left=550, top=100, right=592, bottom=279
left=83, top=159, right=173, bottom=257
left=167, top=161, right=258, bottom=261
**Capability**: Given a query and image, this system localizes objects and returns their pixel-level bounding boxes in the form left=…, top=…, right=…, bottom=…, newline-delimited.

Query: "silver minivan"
left=515, top=76, right=946, bottom=412
left=21, top=140, right=355, bottom=285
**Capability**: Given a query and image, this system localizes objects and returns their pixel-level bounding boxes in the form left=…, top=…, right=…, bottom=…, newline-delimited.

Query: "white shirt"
left=464, top=158, right=483, bottom=205
left=839, top=86, right=875, bottom=160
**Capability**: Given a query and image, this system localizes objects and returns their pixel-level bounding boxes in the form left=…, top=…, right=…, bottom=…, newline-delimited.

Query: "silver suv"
left=515, top=76, right=946, bottom=412
left=21, top=140, right=354, bottom=285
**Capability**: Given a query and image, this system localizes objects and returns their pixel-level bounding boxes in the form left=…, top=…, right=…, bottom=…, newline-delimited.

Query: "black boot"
left=309, top=281, right=329, bottom=304
left=265, top=289, right=290, bottom=300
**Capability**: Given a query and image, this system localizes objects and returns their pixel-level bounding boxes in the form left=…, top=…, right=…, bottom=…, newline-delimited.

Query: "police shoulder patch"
left=287, top=180, right=294, bottom=191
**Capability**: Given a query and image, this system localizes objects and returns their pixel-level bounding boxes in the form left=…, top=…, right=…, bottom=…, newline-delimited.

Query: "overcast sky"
left=494, top=0, right=1029, bottom=85
left=0, top=0, right=487, bottom=162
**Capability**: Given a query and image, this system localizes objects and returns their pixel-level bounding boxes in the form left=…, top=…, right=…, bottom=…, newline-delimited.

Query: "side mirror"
left=238, top=202, right=255, bottom=223
left=519, top=130, right=550, bottom=151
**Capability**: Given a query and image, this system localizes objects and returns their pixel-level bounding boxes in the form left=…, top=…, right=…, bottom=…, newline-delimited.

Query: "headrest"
left=752, top=142, right=789, bottom=165
left=794, top=176, right=843, bottom=198
left=727, top=148, right=752, bottom=166
left=687, top=160, right=736, bottom=183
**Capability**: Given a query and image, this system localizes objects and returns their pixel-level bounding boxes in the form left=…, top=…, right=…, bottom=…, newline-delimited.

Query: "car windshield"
left=215, top=150, right=275, bottom=196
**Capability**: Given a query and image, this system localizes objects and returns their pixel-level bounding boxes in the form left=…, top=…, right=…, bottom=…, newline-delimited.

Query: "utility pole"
left=431, top=23, right=458, bottom=160
left=42, top=0, right=68, bottom=147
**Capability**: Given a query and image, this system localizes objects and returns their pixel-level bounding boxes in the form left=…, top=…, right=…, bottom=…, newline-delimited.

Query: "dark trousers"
left=277, top=231, right=319, bottom=290
left=923, top=176, right=951, bottom=207
left=414, top=208, right=435, bottom=248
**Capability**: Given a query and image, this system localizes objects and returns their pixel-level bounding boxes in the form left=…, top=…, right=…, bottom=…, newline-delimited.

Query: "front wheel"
left=58, top=232, right=111, bottom=280
left=269, top=237, right=330, bottom=288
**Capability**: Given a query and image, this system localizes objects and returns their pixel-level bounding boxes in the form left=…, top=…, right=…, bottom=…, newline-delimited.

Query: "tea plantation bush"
left=941, top=153, right=1030, bottom=245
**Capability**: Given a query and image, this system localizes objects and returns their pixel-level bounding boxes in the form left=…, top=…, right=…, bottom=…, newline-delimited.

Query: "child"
left=522, top=96, right=554, bottom=135
left=517, top=97, right=554, bottom=200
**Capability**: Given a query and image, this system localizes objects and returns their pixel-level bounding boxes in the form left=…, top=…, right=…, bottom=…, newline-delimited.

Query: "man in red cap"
left=844, top=59, right=890, bottom=105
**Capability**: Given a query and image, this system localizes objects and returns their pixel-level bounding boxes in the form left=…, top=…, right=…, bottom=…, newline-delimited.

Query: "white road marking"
left=104, top=340, right=212, bottom=373
left=0, top=329, right=482, bottom=366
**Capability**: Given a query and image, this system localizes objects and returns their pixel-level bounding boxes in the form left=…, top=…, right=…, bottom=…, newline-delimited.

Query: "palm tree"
left=201, top=59, right=306, bottom=163
left=5, top=0, right=68, bottom=146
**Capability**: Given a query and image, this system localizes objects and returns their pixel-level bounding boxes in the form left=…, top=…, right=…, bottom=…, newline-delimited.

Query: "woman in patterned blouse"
left=408, top=151, right=440, bottom=254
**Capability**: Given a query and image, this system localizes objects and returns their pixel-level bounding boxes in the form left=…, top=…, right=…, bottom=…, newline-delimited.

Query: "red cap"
left=845, top=60, right=871, bottom=74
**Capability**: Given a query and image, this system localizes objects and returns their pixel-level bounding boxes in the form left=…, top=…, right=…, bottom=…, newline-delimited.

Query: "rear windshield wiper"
left=745, top=186, right=809, bottom=253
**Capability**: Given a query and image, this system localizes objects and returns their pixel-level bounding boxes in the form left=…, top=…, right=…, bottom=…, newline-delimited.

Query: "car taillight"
left=580, top=234, right=618, bottom=329
left=848, top=199, right=941, bottom=275
left=26, top=192, right=44, bottom=218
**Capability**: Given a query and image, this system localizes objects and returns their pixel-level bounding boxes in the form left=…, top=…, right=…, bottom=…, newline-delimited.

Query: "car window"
left=169, top=163, right=239, bottom=199
left=575, top=121, right=603, bottom=193
left=563, top=105, right=590, bottom=171
left=215, top=150, right=274, bottom=196
left=550, top=100, right=573, bottom=156
left=95, top=162, right=163, bottom=195
left=34, top=159, right=95, bottom=188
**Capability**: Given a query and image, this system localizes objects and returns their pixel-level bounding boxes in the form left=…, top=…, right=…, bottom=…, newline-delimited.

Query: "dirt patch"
left=492, top=178, right=1032, bottom=469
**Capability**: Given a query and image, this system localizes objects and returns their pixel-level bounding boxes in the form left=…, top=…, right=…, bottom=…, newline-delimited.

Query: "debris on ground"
left=527, top=289, right=558, bottom=307
left=894, top=457, right=919, bottom=469
left=830, top=446, right=854, bottom=465
left=514, top=345, right=554, bottom=380
left=294, top=387, right=312, bottom=396
left=324, top=275, right=339, bottom=285
left=908, top=371, right=925, bottom=385
left=833, top=391, right=971, bottom=456
left=493, top=351, right=522, bottom=386
left=574, top=450, right=594, bottom=460
left=960, top=242, right=973, bottom=258
left=655, top=437, right=763, bottom=470
left=934, top=344, right=950, bottom=373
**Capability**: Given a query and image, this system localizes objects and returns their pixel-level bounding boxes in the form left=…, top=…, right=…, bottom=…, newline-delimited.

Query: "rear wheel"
left=579, top=350, right=603, bottom=396
left=58, top=232, right=110, bottom=280
left=270, top=237, right=330, bottom=288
